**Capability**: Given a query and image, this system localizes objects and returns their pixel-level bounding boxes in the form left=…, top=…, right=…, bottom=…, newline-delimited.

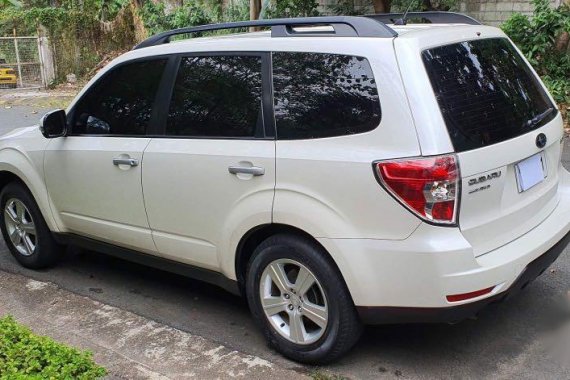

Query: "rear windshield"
left=422, top=38, right=556, bottom=152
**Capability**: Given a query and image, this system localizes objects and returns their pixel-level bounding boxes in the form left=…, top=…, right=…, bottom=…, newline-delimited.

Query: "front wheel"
left=246, top=234, right=362, bottom=364
left=0, top=182, right=62, bottom=268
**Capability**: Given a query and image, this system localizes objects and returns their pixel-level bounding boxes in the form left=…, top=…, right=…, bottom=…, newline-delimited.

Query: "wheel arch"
left=234, top=223, right=351, bottom=296
left=0, top=164, right=61, bottom=233
left=0, top=171, right=27, bottom=193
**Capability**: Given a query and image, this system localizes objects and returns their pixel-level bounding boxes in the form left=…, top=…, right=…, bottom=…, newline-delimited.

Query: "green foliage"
left=169, top=2, right=213, bottom=29
left=0, top=315, right=106, bottom=379
left=99, top=0, right=130, bottom=22
left=329, top=0, right=371, bottom=16
left=502, top=0, right=570, bottom=105
left=140, top=0, right=251, bottom=36
left=140, top=0, right=218, bottom=35
left=223, top=0, right=249, bottom=22
left=263, top=0, right=319, bottom=18
left=0, top=0, right=22, bottom=8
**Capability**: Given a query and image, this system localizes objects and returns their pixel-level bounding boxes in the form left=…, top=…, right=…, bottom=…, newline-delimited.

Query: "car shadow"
left=2, top=244, right=568, bottom=378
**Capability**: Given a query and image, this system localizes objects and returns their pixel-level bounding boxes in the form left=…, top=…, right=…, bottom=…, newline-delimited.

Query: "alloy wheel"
left=4, top=198, right=37, bottom=256
left=259, top=258, right=328, bottom=345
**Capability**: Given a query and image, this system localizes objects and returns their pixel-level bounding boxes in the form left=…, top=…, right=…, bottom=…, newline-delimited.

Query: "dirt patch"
left=0, top=89, right=77, bottom=110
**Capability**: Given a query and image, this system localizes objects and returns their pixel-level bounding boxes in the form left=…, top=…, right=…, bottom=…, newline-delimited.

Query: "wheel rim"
left=4, top=198, right=37, bottom=257
left=259, top=258, right=328, bottom=345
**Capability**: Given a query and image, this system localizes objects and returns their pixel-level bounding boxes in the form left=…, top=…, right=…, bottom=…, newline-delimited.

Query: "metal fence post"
left=13, top=37, right=23, bottom=88
left=1, top=35, right=45, bottom=89
left=36, top=37, right=46, bottom=88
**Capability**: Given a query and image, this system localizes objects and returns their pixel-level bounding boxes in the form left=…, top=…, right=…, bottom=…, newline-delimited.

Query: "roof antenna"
left=394, top=0, right=414, bottom=25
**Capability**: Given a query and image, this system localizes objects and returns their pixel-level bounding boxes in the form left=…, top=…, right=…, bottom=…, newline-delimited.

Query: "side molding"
left=54, top=233, right=241, bottom=296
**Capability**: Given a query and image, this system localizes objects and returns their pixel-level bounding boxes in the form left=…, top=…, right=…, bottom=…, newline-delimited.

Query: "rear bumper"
left=356, top=228, right=570, bottom=324
left=316, top=168, right=570, bottom=324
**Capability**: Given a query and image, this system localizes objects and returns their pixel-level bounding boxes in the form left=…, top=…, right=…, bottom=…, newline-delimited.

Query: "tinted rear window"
left=167, top=55, right=262, bottom=138
left=422, top=38, right=555, bottom=152
left=272, top=52, right=381, bottom=139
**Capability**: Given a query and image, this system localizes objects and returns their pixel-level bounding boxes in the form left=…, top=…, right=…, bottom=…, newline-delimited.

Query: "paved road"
left=0, top=103, right=569, bottom=379
left=0, top=104, right=42, bottom=134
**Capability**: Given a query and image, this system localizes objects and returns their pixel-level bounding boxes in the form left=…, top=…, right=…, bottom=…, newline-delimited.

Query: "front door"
left=45, top=58, right=168, bottom=253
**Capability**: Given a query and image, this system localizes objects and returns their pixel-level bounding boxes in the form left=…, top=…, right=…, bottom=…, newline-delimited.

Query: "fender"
left=0, top=146, right=63, bottom=233
left=220, top=187, right=274, bottom=280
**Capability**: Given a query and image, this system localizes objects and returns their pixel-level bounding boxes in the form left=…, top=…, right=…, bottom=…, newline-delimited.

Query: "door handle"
left=113, top=157, right=139, bottom=167
left=228, top=166, right=265, bottom=176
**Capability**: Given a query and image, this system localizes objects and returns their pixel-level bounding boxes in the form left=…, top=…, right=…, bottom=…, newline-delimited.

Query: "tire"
left=246, top=233, right=362, bottom=364
left=0, top=182, right=62, bottom=268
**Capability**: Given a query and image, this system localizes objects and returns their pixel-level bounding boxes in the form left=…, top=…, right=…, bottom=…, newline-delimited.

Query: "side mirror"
left=40, top=109, right=67, bottom=138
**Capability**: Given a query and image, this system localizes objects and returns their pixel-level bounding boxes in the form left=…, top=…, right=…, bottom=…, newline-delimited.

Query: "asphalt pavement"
left=0, top=101, right=569, bottom=379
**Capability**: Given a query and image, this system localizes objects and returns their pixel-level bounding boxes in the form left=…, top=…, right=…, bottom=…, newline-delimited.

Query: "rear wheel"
left=246, top=234, right=362, bottom=364
left=0, top=182, right=62, bottom=268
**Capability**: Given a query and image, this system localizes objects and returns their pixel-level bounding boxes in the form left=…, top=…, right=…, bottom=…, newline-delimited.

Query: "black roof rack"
left=365, top=11, right=481, bottom=26
left=134, top=16, right=397, bottom=50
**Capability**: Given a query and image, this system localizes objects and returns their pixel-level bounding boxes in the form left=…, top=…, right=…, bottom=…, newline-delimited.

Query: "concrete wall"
left=317, top=0, right=563, bottom=26
left=458, top=0, right=562, bottom=26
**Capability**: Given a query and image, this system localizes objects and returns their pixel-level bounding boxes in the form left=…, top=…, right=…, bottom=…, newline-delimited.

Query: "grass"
left=0, top=315, right=106, bottom=379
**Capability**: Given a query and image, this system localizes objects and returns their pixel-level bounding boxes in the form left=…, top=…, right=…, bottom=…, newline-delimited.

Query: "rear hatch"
left=422, top=37, right=563, bottom=256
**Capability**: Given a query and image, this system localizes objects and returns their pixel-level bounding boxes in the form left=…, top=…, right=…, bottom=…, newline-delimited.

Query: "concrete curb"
left=0, top=270, right=310, bottom=379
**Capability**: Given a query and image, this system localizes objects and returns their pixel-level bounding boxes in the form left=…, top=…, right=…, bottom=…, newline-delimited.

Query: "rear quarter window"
left=422, top=38, right=556, bottom=152
left=272, top=52, right=381, bottom=140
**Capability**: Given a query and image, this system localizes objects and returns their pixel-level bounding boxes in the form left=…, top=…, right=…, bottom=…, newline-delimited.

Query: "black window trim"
left=66, top=50, right=382, bottom=141
left=66, top=51, right=276, bottom=140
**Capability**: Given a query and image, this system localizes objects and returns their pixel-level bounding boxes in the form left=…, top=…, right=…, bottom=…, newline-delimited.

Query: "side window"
left=166, top=55, right=263, bottom=138
left=272, top=52, right=381, bottom=139
left=71, top=59, right=167, bottom=135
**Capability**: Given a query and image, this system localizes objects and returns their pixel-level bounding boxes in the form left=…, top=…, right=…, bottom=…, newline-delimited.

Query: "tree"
left=250, top=0, right=260, bottom=19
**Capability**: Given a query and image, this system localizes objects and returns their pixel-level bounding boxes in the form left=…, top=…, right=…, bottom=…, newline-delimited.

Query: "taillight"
left=374, top=155, right=459, bottom=225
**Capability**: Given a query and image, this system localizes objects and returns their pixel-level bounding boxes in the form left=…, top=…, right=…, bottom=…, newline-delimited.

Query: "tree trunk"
left=250, top=0, right=261, bottom=20
left=250, top=0, right=261, bottom=32
left=422, top=0, right=434, bottom=11
left=373, top=0, right=391, bottom=13
left=555, top=31, right=569, bottom=53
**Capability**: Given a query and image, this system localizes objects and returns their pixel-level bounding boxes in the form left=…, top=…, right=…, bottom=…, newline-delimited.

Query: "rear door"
left=420, top=37, right=563, bottom=256
left=142, top=53, right=275, bottom=270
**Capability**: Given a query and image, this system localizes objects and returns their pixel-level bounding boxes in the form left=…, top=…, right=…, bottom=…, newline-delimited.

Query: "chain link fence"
left=0, top=37, right=50, bottom=89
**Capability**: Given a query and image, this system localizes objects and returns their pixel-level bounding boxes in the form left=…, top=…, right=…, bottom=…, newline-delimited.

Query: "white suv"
left=0, top=13, right=569, bottom=363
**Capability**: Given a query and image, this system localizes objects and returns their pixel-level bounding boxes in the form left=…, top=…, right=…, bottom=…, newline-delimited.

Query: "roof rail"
left=365, top=11, right=481, bottom=26
left=134, top=16, right=398, bottom=50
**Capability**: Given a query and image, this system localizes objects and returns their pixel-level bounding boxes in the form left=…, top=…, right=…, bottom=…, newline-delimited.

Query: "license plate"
left=515, top=152, right=547, bottom=193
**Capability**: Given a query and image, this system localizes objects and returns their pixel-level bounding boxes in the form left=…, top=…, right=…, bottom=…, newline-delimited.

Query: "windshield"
left=422, top=38, right=556, bottom=152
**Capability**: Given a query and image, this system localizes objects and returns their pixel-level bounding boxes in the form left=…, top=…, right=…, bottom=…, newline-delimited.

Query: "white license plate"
left=515, top=152, right=547, bottom=193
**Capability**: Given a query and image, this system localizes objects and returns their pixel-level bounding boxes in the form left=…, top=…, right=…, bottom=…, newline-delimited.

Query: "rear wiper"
left=523, top=107, right=554, bottom=129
